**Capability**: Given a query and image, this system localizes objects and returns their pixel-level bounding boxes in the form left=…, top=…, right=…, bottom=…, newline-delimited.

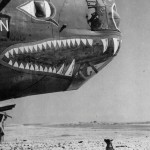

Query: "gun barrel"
left=6, top=115, right=12, bottom=118
left=4, top=114, right=12, bottom=118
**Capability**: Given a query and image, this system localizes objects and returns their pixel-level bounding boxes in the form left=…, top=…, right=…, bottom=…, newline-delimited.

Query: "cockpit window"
left=34, top=0, right=51, bottom=18
left=85, top=0, right=120, bottom=31
left=34, top=1, right=46, bottom=18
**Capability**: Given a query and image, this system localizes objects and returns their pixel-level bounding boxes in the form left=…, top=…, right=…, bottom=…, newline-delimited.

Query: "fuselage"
left=0, top=0, right=121, bottom=100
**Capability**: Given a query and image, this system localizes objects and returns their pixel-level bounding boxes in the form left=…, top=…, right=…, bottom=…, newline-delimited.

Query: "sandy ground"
left=0, top=124, right=150, bottom=150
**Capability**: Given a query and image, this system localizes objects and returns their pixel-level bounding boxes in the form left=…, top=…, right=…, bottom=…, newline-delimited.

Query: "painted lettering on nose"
left=0, top=19, right=9, bottom=32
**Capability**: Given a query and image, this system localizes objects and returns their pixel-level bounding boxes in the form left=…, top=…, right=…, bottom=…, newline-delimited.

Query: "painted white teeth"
left=53, top=68, right=56, bottom=73
left=81, top=39, right=87, bottom=45
left=35, top=64, right=39, bottom=71
left=44, top=67, right=46, bottom=72
left=113, top=38, right=119, bottom=54
left=57, top=40, right=62, bottom=48
left=38, top=44, right=42, bottom=51
left=19, top=47, right=24, bottom=53
left=87, top=39, right=93, bottom=46
left=49, top=67, right=52, bottom=73
left=30, top=65, right=34, bottom=71
left=25, top=63, right=29, bottom=70
left=34, top=45, right=38, bottom=52
left=24, top=46, right=29, bottom=53
left=62, top=40, right=67, bottom=47
left=8, top=60, right=13, bottom=66
left=101, top=39, right=108, bottom=53
left=5, top=38, right=97, bottom=76
left=14, top=62, right=18, bottom=68
left=7, top=60, right=76, bottom=77
left=29, top=46, right=34, bottom=53
left=52, top=40, right=57, bottom=48
left=57, top=64, right=64, bottom=75
left=65, top=59, right=75, bottom=76
left=76, top=39, right=80, bottom=46
left=47, top=41, right=51, bottom=48
left=44, top=67, right=48, bottom=72
left=6, top=38, right=92, bottom=58
left=67, top=39, right=71, bottom=47
left=5, top=52, right=9, bottom=58
left=42, top=42, right=47, bottom=49
left=14, top=48, right=19, bottom=54
left=40, top=66, right=43, bottom=72
left=71, top=39, right=76, bottom=46
left=19, top=63, right=24, bottom=69
left=9, top=49, right=14, bottom=56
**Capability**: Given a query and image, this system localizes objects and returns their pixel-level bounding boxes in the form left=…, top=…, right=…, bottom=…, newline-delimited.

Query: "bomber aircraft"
left=0, top=0, right=121, bottom=140
left=0, top=0, right=121, bottom=101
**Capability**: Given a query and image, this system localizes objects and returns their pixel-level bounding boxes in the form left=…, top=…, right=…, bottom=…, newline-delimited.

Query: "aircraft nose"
left=87, top=0, right=120, bottom=31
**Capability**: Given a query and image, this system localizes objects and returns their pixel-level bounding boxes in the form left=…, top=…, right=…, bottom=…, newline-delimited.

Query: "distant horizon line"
left=6, top=121, right=150, bottom=126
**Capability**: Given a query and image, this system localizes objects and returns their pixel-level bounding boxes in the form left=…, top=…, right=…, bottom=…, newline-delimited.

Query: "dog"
left=104, top=139, right=114, bottom=150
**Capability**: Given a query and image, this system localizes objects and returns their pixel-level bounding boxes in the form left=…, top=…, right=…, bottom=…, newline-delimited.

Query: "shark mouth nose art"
left=1, top=37, right=120, bottom=77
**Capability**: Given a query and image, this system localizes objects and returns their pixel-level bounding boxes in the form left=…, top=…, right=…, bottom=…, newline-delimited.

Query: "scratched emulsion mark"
left=17, top=0, right=59, bottom=26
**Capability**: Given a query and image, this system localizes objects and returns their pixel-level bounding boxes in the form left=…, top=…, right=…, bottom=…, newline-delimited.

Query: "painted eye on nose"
left=17, top=0, right=58, bottom=26
left=34, top=0, right=52, bottom=18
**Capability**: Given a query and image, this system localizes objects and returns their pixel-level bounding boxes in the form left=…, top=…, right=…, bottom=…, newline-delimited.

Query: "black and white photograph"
left=0, top=0, right=149, bottom=149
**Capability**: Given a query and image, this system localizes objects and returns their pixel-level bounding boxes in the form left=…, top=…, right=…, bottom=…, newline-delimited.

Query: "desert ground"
left=1, top=123, right=150, bottom=150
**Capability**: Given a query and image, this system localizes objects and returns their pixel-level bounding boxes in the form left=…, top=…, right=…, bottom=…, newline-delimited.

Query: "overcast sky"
left=5, top=0, right=150, bottom=124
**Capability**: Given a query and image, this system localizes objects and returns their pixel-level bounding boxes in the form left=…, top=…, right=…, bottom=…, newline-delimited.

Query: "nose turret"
left=87, top=0, right=120, bottom=31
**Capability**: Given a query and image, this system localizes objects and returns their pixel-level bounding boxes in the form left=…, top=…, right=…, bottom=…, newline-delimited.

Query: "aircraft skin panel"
left=0, top=104, right=15, bottom=112
left=0, top=0, right=121, bottom=101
